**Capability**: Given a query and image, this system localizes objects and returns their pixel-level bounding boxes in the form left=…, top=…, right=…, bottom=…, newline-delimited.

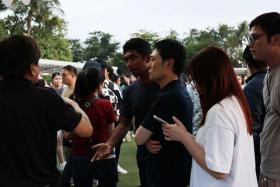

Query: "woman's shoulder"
left=206, top=96, right=240, bottom=129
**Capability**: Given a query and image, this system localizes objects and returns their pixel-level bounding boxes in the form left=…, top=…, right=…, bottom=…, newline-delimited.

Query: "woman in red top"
left=72, top=67, right=118, bottom=187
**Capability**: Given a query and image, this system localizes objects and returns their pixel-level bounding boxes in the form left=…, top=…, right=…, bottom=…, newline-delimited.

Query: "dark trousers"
left=259, top=173, right=280, bottom=187
left=60, top=154, right=72, bottom=187
left=254, top=134, right=261, bottom=180
left=44, top=183, right=60, bottom=187
left=72, top=155, right=118, bottom=187
left=137, top=145, right=149, bottom=187
left=115, top=139, right=123, bottom=163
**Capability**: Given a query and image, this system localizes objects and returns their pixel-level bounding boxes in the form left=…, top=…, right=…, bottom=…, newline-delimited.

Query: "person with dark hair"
left=249, top=12, right=280, bottom=186
left=61, top=65, right=77, bottom=98
left=82, top=60, right=102, bottom=72
left=95, top=58, right=119, bottom=116
left=243, top=46, right=267, bottom=180
left=162, top=47, right=257, bottom=187
left=51, top=72, right=64, bottom=96
left=134, top=39, right=193, bottom=187
left=92, top=38, right=160, bottom=187
left=60, top=65, right=78, bottom=187
left=72, top=67, right=118, bottom=187
left=0, top=35, right=92, bottom=187
left=94, top=58, right=128, bottom=174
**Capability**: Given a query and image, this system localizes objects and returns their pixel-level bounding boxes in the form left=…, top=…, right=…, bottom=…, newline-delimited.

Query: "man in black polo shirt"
left=92, top=38, right=160, bottom=187
left=0, top=35, right=93, bottom=187
left=135, top=39, right=193, bottom=187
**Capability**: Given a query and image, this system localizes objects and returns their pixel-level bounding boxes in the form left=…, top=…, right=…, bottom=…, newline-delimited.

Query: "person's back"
left=0, top=80, right=80, bottom=186
left=191, top=96, right=257, bottom=187
left=71, top=67, right=118, bottom=187
left=0, top=35, right=92, bottom=187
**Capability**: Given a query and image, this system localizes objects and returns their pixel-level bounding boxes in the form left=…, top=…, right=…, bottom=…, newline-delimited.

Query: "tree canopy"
left=0, top=1, right=250, bottom=68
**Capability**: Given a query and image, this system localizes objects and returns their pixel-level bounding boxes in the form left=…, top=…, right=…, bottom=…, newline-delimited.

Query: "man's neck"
left=158, top=74, right=178, bottom=89
left=68, top=79, right=76, bottom=87
left=267, top=52, right=280, bottom=69
left=139, top=72, right=151, bottom=84
left=24, top=74, right=36, bottom=84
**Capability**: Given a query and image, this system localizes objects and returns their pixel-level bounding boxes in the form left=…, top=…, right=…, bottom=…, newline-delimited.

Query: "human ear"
left=271, top=34, right=280, bottom=46
left=30, top=63, right=37, bottom=76
left=166, top=59, right=174, bottom=69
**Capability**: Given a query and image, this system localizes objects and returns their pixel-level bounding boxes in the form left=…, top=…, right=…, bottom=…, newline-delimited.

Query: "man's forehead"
left=124, top=50, right=140, bottom=57
left=250, top=25, right=264, bottom=33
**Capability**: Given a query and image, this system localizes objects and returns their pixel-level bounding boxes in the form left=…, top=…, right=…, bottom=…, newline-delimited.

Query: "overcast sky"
left=60, top=0, right=279, bottom=44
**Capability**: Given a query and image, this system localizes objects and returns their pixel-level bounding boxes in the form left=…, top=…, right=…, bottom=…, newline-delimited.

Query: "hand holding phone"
left=153, top=115, right=169, bottom=125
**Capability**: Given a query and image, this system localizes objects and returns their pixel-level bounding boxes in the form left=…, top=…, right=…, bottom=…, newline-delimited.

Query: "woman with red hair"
left=162, top=47, right=258, bottom=187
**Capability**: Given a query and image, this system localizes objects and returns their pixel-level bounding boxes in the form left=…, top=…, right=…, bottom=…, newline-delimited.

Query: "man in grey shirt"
left=249, top=12, right=280, bottom=186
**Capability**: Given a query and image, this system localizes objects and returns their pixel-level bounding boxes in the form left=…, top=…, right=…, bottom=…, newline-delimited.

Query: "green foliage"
left=1, top=0, right=72, bottom=61
left=41, top=74, right=51, bottom=83
left=183, top=22, right=249, bottom=67
left=69, top=39, right=84, bottom=62
left=0, top=19, right=9, bottom=39
left=0, top=1, right=7, bottom=11
left=165, top=29, right=180, bottom=40
left=36, top=34, right=72, bottom=61
left=83, top=31, right=120, bottom=61
left=109, top=52, right=127, bottom=71
left=131, top=30, right=160, bottom=46
left=1, top=1, right=250, bottom=67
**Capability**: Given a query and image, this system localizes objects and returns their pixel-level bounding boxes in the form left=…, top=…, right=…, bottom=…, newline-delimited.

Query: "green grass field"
left=118, top=141, right=140, bottom=187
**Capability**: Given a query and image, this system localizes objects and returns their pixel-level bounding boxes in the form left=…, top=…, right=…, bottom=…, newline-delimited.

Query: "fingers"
left=172, top=116, right=183, bottom=126
left=147, top=144, right=162, bottom=154
left=145, top=139, right=162, bottom=154
left=148, top=140, right=161, bottom=144
left=91, top=154, right=99, bottom=161
left=91, top=143, right=113, bottom=162
left=91, top=151, right=109, bottom=162
left=91, top=144, right=100, bottom=151
left=165, top=136, right=171, bottom=141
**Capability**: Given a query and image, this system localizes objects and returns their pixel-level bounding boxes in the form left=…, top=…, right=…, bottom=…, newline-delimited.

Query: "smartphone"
left=153, top=115, right=169, bottom=125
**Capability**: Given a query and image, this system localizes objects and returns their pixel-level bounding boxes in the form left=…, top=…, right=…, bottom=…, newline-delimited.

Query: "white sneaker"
left=117, top=164, right=128, bottom=174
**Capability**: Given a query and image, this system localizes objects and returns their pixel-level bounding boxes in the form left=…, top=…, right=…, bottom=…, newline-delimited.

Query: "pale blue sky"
left=60, top=0, right=279, bottom=44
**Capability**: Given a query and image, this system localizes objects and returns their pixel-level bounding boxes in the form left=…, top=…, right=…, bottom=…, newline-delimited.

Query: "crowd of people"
left=0, top=12, right=280, bottom=187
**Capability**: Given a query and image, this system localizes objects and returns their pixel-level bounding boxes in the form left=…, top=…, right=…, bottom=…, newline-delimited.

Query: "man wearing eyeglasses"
left=249, top=12, right=280, bottom=187
left=61, top=65, right=78, bottom=187
left=61, top=65, right=77, bottom=99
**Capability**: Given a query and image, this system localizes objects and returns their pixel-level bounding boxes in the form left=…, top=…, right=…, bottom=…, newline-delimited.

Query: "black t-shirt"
left=142, top=80, right=193, bottom=187
left=0, top=78, right=82, bottom=186
left=120, top=79, right=160, bottom=129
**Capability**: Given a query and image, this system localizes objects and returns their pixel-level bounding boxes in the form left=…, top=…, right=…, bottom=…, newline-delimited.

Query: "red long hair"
left=188, top=47, right=253, bottom=134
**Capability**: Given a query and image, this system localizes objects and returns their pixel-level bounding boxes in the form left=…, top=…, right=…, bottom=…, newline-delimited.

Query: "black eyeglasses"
left=249, top=33, right=266, bottom=44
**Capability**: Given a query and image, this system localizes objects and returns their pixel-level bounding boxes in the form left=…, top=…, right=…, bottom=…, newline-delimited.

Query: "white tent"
left=39, top=59, right=84, bottom=74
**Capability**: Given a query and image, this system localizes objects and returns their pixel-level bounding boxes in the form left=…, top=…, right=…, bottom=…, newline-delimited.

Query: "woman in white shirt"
left=162, top=47, right=258, bottom=187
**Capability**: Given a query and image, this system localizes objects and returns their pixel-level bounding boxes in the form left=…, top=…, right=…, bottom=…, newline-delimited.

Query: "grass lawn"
left=118, top=141, right=140, bottom=187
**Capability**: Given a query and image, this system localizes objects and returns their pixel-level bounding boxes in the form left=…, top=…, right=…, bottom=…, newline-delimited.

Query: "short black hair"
left=154, top=39, right=186, bottom=76
left=243, top=46, right=267, bottom=70
left=0, top=35, right=41, bottom=78
left=123, top=38, right=151, bottom=57
left=62, top=65, right=77, bottom=76
left=250, top=12, right=280, bottom=41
